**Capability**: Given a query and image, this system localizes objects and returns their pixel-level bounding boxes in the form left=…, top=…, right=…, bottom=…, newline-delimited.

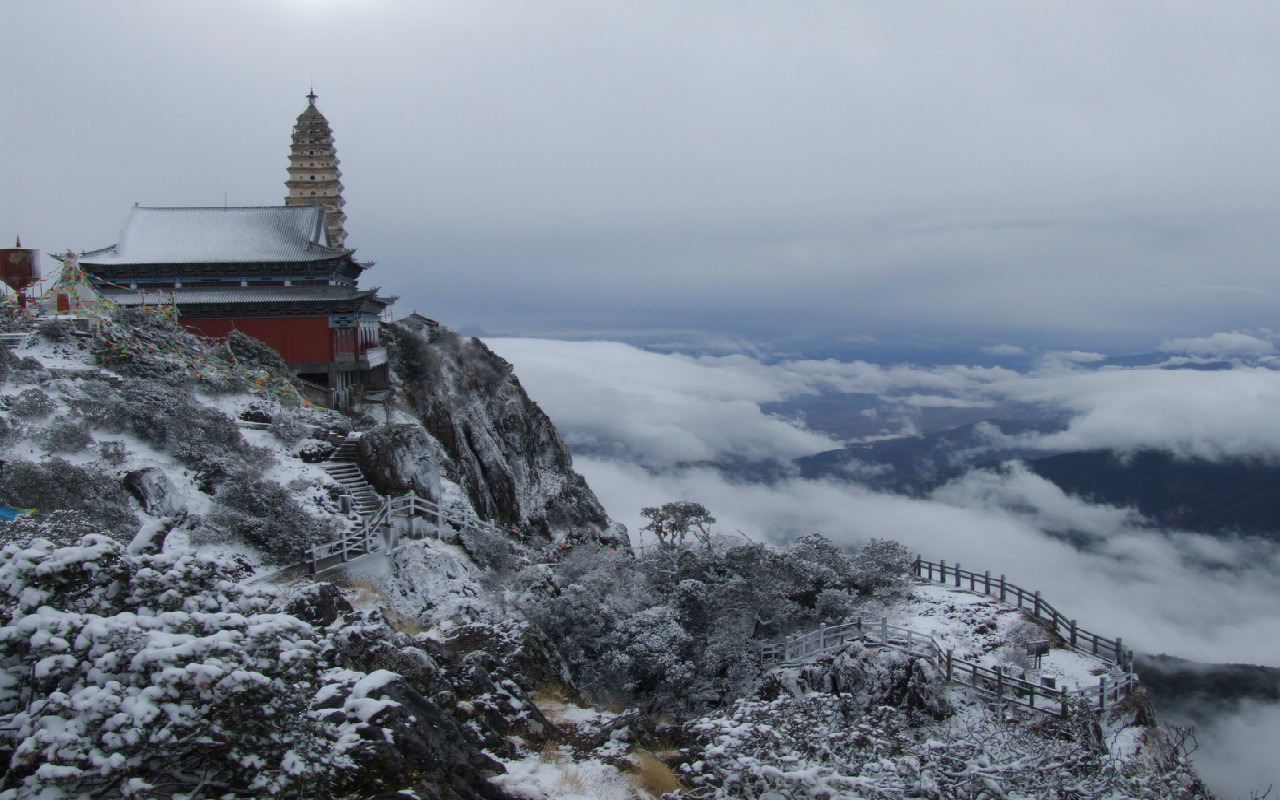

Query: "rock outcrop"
left=123, top=467, right=182, bottom=516
left=385, top=324, right=619, bottom=545
left=356, top=423, right=446, bottom=502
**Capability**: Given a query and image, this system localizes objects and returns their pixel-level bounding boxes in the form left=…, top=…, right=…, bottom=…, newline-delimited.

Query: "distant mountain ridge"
left=1023, top=450, right=1280, bottom=540
left=795, top=415, right=1280, bottom=539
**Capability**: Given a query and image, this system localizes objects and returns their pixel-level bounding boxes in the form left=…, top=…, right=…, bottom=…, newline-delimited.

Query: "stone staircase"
left=322, top=437, right=383, bottom=518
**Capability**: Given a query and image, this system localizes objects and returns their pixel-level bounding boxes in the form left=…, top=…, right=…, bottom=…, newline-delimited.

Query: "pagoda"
left=285, top=91, right=347, bottom=248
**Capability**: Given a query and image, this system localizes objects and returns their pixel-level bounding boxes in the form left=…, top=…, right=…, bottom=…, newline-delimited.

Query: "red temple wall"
left=181, top=316, right=333, bottom=364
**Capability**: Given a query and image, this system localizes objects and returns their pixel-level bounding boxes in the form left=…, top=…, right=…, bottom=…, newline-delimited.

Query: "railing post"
left=1033, top=590, right=1041, bottom=619
left=1098, top=676, right=1107, bottom=712
left=310, top=546, right=317, bottom=575
left=955, top=562, right=962, bottom=588
left=946, top=649, right=953, bottom=681
left=926, top=560, right=933, bottom=581
left=984, top=570, right=990, bottom=595
left=996, top=667, right=1003, bottom=698
left=999, top=574, right=1006, bottom=602
left=881, top=617, right=888, bottom=645
left=940, top=559, right=946, bottom=584
left=819, top=623, right=826, bottom=651
left=1069, top=619, right=1078, bottom=648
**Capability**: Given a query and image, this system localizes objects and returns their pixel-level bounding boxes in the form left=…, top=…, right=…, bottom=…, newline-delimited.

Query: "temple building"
left=79, top=93, right=392, bottom=408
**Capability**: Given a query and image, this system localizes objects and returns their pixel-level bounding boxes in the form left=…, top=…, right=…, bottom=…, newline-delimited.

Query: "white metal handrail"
left=307, top=490, right=515, bottom=574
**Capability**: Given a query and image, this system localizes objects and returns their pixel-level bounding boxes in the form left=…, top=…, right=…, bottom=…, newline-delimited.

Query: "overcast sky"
left=5, top=1, right=1280, bottom=351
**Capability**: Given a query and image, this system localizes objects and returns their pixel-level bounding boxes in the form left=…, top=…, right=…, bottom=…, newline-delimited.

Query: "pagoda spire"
left=285, top=91, right=347, bottom=248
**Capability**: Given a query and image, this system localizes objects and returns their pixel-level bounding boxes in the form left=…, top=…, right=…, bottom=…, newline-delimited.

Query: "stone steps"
left=321, top=436, right=383, bottom=517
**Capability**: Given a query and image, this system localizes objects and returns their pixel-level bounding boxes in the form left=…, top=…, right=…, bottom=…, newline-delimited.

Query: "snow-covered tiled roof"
left=103, top=286, right=380, bottom=306
left=81, top=205, right=346, bottom=265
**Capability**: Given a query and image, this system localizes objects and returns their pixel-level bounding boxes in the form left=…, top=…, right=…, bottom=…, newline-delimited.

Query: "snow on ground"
left=494, top=753, right=637, bottom=800
left=892, top=581, right=1123, bottom=691
left=3, top=327, right=350, bottom=570
left=493, top=695, right=642, bottom=800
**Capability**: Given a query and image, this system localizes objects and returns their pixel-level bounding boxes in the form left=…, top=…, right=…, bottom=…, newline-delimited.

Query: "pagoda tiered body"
left=285, top=92, right=347, bottom=249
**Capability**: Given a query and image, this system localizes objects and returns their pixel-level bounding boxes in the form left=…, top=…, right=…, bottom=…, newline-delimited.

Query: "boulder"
left=356, top=424, right=445, bottom=502
left=285, top=582, right=354, bottom=627
left=123, top=467, right=182, bottom=516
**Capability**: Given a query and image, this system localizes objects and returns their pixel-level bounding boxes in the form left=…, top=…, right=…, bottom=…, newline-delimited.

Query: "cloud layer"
left=493, top=335, right=1280, bottom=464
left=492, top=336, right=1280, bottom=673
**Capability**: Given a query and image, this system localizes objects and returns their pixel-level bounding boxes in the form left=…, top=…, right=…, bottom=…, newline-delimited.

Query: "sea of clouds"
left=490, top=333, right=1280, bottom=798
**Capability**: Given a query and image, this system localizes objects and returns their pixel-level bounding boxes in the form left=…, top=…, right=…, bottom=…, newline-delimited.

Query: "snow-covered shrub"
left=458, top=522, right=521, bottom=575
left=91, top=309, right=195, bottom=382
left=531, top=533, right=876, bottom=712
left=34, top=317, right=75, bottom=342
left=685, top=675, right=1208, bottom=800
left=850, top=537, right=916, bottom=596
left=224, top=329, right=293, bottom=380
left=298, top=439, right=336, bottom=463
left=784, top=531, right=856, bottom=606
left=97, top=439, right=129, bottom=465
left=41, top=417, right=94, bottom=452
left=207, top=472, right=336, bottom=563
left=618, top=605, right=697, bottom=696
left=0, top=510, right=101, bottom=549
left=0, top=306, right=27, bottom=334
left=0, top=535, right=370, bottom=798
left=0, top=457, right=137, bottom=540
left=4, top=387, right=54, bottom=418
left=270, top=407, right=309, bottom=445
left=70, top=379, right=266, bottom=485
left=0, top=531, right=550, bottom=799
left=196, top=365, right=251, bottom=394
left=815, top=587, right=860, bottom=621
left=0, top=346, right=21, bottom=386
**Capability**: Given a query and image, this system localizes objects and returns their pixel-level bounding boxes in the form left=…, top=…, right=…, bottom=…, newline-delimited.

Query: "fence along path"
left=307, top=490, right=512, bottom=574
left=913, top=557, right=1133, bottom=669
left=760, top=559, right=1140, bottom=719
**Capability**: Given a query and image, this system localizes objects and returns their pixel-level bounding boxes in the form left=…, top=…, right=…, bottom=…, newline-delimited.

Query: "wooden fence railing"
left=308, top=491, right=511, bottom=574
left=912, top=557, right=1133, bottom=669
left=761, top=617, right=941, bottom=664
left=762, top=615, right=1138, bottom=718
left=760, top=555, right=1143, bottom=719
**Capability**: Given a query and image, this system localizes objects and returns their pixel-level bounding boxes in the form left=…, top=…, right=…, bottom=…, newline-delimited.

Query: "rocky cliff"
left=381, top=323, right=618, bottom=545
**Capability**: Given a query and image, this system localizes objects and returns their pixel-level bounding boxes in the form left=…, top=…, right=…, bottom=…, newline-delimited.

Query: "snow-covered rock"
left=122, top=466, right=182, bottom=516
left=356, top=422, right=446, bottom=501
left=385, top=324, right=619, bottom=546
